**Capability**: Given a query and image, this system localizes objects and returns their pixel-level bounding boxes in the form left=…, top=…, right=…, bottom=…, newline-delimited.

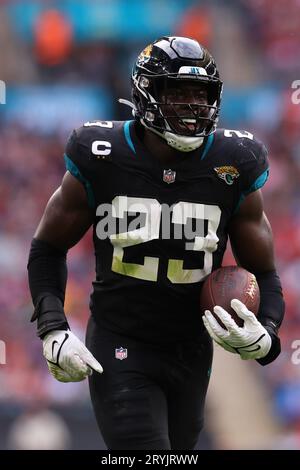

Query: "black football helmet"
left=130, top=36, right=223, bottom=151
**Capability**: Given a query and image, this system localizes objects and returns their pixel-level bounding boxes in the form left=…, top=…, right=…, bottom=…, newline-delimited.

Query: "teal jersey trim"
left=235, top=168, right=269, bottom=213
left=64, top=154, right=95, bottom=208
left=201, top=134, right=214, bottom=160
left=124, top=120, right=136, bottom=154
left=244, top=168, right=269, bottom=196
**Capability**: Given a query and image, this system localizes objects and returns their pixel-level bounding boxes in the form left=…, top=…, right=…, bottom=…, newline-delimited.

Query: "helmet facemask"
left=133, top=73, right=222, bottom=139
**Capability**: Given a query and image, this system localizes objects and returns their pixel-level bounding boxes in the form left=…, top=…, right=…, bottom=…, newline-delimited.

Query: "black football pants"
left=86, top=316, right=213, bottom=450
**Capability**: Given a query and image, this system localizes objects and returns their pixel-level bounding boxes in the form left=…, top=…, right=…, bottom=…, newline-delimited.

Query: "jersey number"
left=109, top=196, right=221, bottom=284
left=224, top=129, right=253, bottom=139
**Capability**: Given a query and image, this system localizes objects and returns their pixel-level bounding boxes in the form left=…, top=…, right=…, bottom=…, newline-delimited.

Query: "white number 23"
left=106, top=196, right=221, bottom=284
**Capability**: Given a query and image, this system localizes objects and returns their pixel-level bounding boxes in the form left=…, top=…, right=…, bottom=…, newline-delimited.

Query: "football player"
left=28, top=36, right=285, bottom=450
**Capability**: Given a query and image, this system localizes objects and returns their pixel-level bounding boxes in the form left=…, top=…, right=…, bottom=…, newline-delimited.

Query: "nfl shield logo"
left=115, top=347, right=128, bottom=360
left=163, top=169, right=176, bottom=184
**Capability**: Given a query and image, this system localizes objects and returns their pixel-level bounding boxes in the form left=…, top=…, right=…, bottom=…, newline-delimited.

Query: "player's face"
left=160, top=82, right=210, bottom=136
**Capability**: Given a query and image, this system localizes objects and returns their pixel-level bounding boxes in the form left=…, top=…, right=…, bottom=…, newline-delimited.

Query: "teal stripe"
left=201, top=134, right=214, bottom=160
left=64, top=154, right=95, bottom=208
left=244, top=168, right=269, bottom=196
left=124, top=120, right=136, bottom=154
left=235, top=168, right=269, bottom=213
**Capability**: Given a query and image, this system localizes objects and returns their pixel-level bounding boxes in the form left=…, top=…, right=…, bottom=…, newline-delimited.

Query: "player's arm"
left=229, top=190, right=284, bottom=362
left=228, top=189, right=275, bottom=275
left=203, top=190, right=284, bottom=365
left=27, top=171, right=103, bottom=382
left=34, top=171, right=94, bottom=249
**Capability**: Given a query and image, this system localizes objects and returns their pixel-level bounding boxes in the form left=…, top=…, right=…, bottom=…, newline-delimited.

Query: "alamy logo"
left=0, top=81, right=6, bottom=104
left=0, top=340, right=6, bottom=364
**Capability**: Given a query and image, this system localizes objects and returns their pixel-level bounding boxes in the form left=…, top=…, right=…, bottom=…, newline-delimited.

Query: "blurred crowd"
left=0, top=0, right=300, bottom=449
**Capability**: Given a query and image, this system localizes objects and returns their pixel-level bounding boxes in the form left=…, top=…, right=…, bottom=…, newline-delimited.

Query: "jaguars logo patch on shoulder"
left=214, top=166, right=240, bottom=185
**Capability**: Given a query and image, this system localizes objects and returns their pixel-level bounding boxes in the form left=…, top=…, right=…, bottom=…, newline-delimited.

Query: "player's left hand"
left=202, top=299, right=272, bottom=360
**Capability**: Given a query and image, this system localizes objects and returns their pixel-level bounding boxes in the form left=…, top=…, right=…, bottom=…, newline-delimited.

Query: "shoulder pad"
left=68, top=120, right=126, bottom=162
left=216, top=129, right=269, bottom=193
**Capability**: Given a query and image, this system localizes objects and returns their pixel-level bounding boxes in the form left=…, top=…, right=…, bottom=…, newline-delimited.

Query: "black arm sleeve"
left=254, top=270, right=285, bottom=366
left=27, top=238, right=70, bottom=338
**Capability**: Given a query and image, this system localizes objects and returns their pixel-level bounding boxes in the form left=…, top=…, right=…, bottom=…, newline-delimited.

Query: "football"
left=200, top=266, right=260, bottom=327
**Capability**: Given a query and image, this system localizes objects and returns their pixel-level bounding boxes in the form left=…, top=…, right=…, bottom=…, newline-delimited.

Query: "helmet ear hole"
left=140, top=77, right=150, bottom=88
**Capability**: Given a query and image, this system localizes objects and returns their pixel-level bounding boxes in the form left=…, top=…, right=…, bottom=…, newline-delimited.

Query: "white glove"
left=43, top=330, right=103, bottom=382
left=202, top=299, right=272, bottom=360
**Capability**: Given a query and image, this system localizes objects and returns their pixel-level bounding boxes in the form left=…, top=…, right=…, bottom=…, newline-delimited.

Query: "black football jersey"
left=65, top=120, right=269, bottom=343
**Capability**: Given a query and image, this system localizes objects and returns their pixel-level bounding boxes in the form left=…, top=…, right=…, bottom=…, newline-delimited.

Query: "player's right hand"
left=43, top=330, right=103, bottom=382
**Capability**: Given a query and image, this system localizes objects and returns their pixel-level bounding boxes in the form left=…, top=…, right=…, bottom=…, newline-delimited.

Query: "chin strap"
left=164, top=131, right=204, bottom=152
left=140, top=118, right=204, bottom=152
